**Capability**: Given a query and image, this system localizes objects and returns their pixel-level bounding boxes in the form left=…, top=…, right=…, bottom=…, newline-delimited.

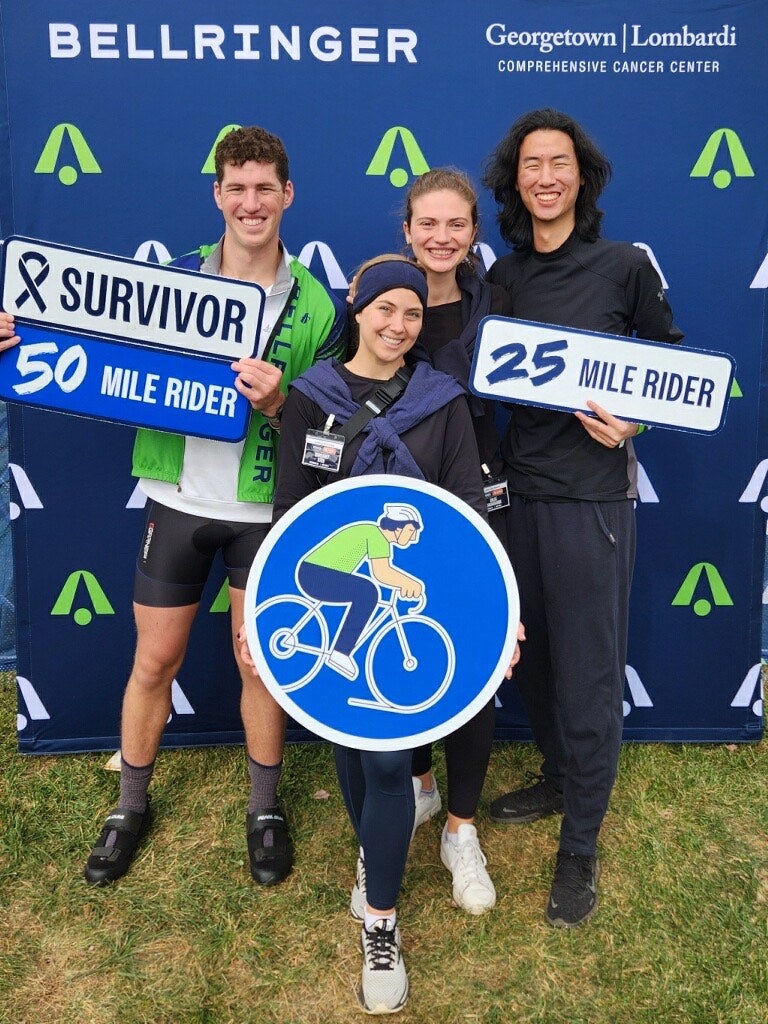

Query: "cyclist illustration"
left=297, top=503, right=424, bottom=681
left=252, top=499, right=456, bottom=713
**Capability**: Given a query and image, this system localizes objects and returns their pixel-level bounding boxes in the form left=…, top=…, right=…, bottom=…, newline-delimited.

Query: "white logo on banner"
left=297, top=242, right=349, bottom=290
left=134, top=240, right=172, bottom=265
left=636, top=462, right=659, bottom=503
left=749, top=252, right=768, bottom=289
left=739, top=459, right=768, bottom=513
left=17, top=675, right=51, bottom=731
left=473, top=243, right=498, bottom=274
left=623, top=665, right=653, bottom=717
left=48, top=23, right=419, bottom=64
left=730, top=664, right=763, bottom=717
left=166, top=680, right=195, bottom=723
left=126, top=481, right=147, bottom=509
left=8, top=463, right=44, bottom=520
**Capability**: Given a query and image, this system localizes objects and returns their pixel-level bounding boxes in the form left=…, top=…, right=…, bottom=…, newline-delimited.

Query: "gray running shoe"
left=359, top=921, right=409, bottom=1015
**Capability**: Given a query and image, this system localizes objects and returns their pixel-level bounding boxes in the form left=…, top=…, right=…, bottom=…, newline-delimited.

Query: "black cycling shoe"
left=246, top=805, right=294, bottom=886
left=84, top=800, right=152, bottom=886
left=489, top=774, right=563, bottom=824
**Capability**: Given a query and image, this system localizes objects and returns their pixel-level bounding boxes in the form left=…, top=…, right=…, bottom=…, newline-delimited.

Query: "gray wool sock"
left=247, top=757, right=283, bottom=849
left=247, top=756, right=282, bottom=814
left=101, top=755, right=154, bottom=849
left=119, top=756, right=155, bottom=814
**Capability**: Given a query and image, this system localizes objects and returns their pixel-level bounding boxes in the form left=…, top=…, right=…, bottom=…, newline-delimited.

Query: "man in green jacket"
left=83, top=126, right=346, bottom=889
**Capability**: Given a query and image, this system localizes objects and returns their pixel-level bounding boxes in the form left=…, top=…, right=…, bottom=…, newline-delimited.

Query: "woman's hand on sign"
left=505, top=621, right=526, bottom=679
left=0, top=312, right=21, bottom=353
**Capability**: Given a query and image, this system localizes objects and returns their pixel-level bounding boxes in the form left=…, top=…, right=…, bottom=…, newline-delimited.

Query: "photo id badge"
left=483, top=479, right=510, bottom=514
left=302, top=426, right=346, bottom=473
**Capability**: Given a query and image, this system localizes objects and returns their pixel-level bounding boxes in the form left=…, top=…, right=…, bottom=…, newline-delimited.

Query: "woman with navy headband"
left=241, top=255, right=520, bottom=1015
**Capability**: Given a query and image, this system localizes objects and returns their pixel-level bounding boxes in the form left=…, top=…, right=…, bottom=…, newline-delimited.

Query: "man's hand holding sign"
left=0, top=311, right=20, bottom=353
left=575, top=401, right=640, bottom=449
left=231, top=354, right=285, bottom=419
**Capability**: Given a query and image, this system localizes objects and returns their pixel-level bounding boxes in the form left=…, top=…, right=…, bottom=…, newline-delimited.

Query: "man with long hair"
left=483, top=109, right=682, bottom=927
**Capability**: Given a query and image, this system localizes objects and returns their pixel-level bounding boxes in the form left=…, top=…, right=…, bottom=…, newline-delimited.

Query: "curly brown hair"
left=214, top=126, right=290, bottom=186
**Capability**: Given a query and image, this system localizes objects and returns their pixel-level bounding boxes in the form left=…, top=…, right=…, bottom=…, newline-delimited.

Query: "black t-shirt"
left=486, top=233, right=683, bottom=501
left=419, top=281, right=512, bottom=467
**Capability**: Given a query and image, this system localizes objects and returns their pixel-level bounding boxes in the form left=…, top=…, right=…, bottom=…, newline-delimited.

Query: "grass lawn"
left=1, top=670, right=766, bottom=1024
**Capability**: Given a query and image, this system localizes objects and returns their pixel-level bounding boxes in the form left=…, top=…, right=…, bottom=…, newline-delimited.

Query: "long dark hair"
left=482, top=108, right=611, bottom=251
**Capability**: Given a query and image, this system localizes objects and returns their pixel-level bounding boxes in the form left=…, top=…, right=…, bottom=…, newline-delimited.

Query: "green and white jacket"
left=132, top=240, right=347, bottom=506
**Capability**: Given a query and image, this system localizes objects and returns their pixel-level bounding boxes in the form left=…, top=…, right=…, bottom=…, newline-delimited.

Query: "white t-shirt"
left=140, top=242, right=294, bottom=523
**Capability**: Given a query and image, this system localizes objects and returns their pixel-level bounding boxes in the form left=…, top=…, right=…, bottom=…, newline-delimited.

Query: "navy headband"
left=351, top=260, right=428, bottom=314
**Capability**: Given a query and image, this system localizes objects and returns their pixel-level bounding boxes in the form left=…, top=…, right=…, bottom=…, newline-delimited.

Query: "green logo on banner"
left=671, top=562, right=734, bottom=617
left=690, top=129, right=754, bottom=190
left=366, top=127, right=429, bottom=188
left=51, top=571, right=115, bottom=626
left=34, top=124, right=101, bottom=186
left=210, top=578, right=231, bottom=613
left=201, top=125, right=242, bottom=173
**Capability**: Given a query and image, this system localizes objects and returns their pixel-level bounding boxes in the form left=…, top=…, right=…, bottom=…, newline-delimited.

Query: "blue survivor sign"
left=244, top=476, right=519, bottom=752
left=0, top=236, right=266, bottom=439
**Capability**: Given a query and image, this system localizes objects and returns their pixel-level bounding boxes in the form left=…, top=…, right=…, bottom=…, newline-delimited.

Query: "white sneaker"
left=327, top=650, right=358, bottom=680
left=359, top=921, right=409, bottom=1014
left=411, top=777, right=441, bottom=840
left=350, top=855, right=366, bottom=921
left=440, top=823, right=496, bottom=915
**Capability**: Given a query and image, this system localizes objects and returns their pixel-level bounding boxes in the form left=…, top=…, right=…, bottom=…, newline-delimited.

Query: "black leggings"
left=411, top=698, right=496, bottom=819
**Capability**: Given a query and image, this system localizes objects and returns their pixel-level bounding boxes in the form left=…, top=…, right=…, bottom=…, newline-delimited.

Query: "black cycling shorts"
left=133, top=500, right=270, bottom=607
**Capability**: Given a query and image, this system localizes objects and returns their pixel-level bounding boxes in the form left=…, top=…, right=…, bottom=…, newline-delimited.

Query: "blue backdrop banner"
left=1, top=0, right=765, bottom=751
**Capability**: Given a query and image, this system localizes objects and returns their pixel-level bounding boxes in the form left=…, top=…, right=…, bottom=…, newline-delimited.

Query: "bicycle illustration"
left=253, top=585, right=456, bottom=714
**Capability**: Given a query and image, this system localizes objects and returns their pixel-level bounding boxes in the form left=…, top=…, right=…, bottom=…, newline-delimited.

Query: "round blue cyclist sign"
left=244, top=475, right=519, bottom=751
